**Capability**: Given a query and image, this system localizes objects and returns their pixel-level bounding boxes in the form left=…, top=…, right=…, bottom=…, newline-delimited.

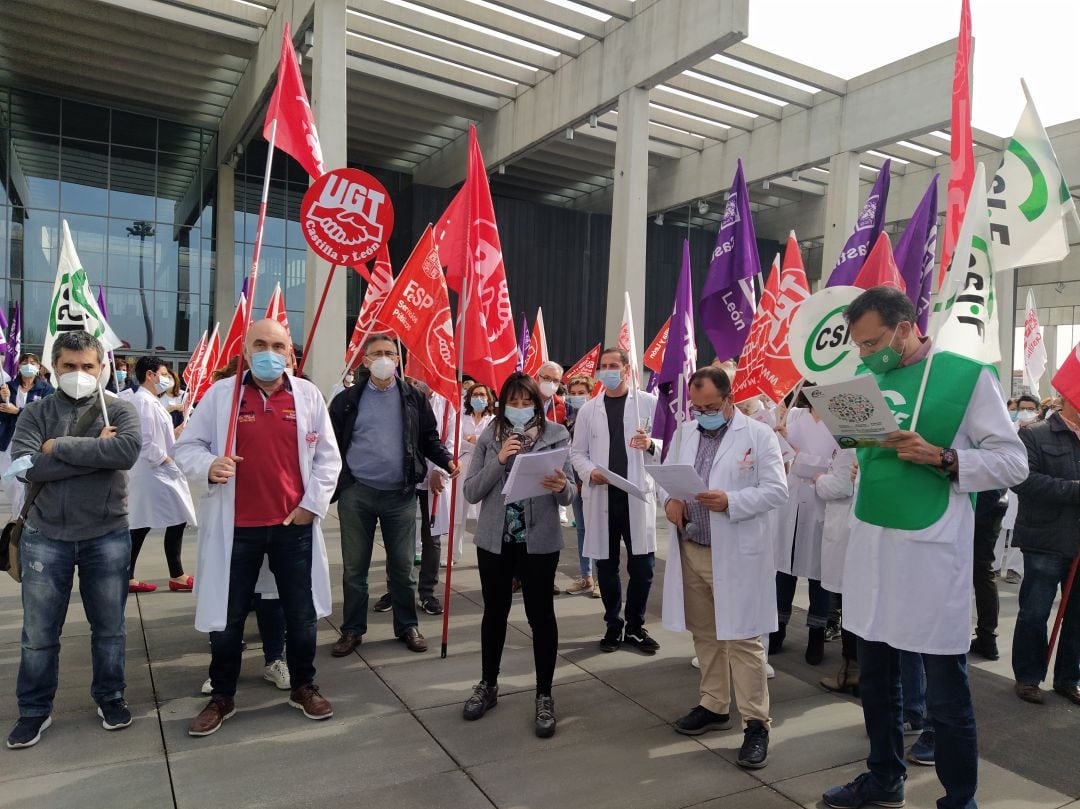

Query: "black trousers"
left=478, top=543, right=559, bottom=695
left=129, top=524, right=186, bottom=579
left=973, top=507, right=1005, bottom=638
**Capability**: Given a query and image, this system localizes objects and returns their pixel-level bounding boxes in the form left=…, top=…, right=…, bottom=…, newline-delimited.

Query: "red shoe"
left=129, top=581, right=157, bottom=593
left=169, top=576, right=194, bottom=592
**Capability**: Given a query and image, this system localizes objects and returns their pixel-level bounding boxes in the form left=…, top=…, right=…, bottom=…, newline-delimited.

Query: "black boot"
left=805, top=627, right=826, bottom=665
left=768, top=623, right=786, bottom=655
left=535, top=694, right=556, bottom=738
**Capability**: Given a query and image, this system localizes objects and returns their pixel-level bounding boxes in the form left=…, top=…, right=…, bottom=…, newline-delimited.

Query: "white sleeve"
left=298, top=384, right=342, bottom=519
left=815, top=449, right=856, bottom=501
left=954, top=369, right=1029, bottom=494
left=174, top=380, right=229, bottom=484
left=571, top=402, right=597, bottom=480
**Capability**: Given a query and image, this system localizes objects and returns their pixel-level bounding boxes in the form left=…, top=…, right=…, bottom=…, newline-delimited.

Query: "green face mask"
left=861, top=328, right=904, bottom=374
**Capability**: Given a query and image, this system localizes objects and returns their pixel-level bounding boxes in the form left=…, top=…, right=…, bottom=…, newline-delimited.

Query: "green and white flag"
left=987, top=80, right=1077, bottom=271
left=42, top=220, right=122, bottom=372
left=932, top=163, right=1001, bottom=364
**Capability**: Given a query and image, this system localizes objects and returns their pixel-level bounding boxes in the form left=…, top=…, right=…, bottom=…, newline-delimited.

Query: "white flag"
left=42, top=220, right=122, bottom=372
left=1023, top=289, right=1047, bottom=397
left=933, top=164, right=1001, bottom=364
left=618, top=292, right=641, bottom=389
left=987, top=80, right=1077, bottom=271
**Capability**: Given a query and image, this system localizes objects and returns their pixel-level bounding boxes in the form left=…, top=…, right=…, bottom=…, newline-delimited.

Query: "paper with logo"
left=590, top=464, right=648, bottom=502
left=645, top=463, right=707, bottom=501
left=501, top=446, right=571, bottom=504
left=805, top=376, right=899, bottom=448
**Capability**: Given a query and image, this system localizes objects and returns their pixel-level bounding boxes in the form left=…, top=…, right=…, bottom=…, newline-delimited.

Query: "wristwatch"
left=940, top=447, right=959, bottom=480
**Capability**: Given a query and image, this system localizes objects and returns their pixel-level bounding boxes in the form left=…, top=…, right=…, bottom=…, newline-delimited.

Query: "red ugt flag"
left=380, top=226, right=458, bottom=405
left=643, top=317, right=671, bottom=374
left=564, top=344, right=601, bottom=383
left=265, top=23, right=325, bottom=180
left=940, top=0, right=974, bottom=288
left=1053, top=340, right=1080, bottom=412
left=346, top=245, right=396, bottom=368
left=221, top=293, right=248, bottom=362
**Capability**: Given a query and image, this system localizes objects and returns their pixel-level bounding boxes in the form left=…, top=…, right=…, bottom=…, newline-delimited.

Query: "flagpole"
left=225, top=119, right=277, bottom=454
left=96, top=383, right=111, bottom=428
left=1047, top=553, right=1080, bottom=667
left=296, top=263, right=338, bottom=376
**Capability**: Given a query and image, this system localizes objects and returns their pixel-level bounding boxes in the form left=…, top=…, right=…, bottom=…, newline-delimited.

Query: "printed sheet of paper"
left=644, top=464, right=707, bottom=500
left=592, top=465, right=649, bottom=501
left=501, top=447, right=570, bottom=504
left=805, top=376, right=899, bottom=448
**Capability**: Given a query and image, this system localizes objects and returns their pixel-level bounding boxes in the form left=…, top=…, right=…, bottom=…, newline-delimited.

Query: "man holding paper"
left=571, top=348, right=662, bottom=655
left=821, top=287, right=1028, bottom=809
left=660, top=366, right=787, bottom=769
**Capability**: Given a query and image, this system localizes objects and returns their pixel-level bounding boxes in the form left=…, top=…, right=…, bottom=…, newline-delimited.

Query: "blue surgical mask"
left=250, top=350, right=286, bottom=382
left=19, top=364, right=37, bottom=378
left=470, top=397, right=488, bottom=413
left=1009, top=411, right=1019, bottom=423
left=503, top=405, right=534, bottom=428
left=115, top=370, right=127, bottom=384
left=155, top=374, right=172, bottom=394
left=596, top=369, right=623, bottom=389
left=566, top=394, right=587, bottom=410
left=696, top=412, right=728, bottom=431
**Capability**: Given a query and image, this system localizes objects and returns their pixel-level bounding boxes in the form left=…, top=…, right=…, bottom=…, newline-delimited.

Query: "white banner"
left=1023, top=288, right=1047, bottom=397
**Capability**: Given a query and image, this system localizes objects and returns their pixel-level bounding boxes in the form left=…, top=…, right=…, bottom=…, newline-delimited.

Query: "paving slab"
left=0, top=754, right=174, bottom=809
left=688, top=785, right=801, bottom=809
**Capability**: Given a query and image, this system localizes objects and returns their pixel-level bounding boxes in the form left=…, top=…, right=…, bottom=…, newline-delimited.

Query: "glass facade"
left=0, top=86, right=216, bottom=362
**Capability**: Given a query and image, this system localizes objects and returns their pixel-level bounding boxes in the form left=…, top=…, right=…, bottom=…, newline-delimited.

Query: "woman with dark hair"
left=462, top=372, right=576, bottom=737
left=0, top=353, right=54, bottom=515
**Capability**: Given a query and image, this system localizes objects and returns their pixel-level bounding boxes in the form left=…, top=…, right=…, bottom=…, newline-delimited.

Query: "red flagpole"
left=225, top=119, right=277, bottom=454
left=1047, top=553, right=1080, bottom=666
left=296, top=263, right=338, bottom=376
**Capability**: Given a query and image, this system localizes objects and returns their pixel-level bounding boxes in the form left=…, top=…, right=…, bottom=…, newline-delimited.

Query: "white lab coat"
left=417, top=394, right=456, bottom=537
left=570, top=388, right=661, bottom=558
left=773, top=408, right=840, bottom=579
left=661, top=412, right=789, bottom=640
left=174, top=375, right=342, bottom=633
left=128, top=387, right=197, bottom=530
left=816, top=451, right=856, bottom=594
left=842, top=367, right=1029, bottom=655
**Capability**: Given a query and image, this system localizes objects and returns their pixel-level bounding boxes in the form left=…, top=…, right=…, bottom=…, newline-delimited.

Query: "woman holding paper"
left=770, top=388, right=845, bottom=666
left=462, top=372, right=576, bottom=738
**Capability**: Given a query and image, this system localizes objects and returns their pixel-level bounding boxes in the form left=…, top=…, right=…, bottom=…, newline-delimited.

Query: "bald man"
left=176, top=319, right=342, bottom=737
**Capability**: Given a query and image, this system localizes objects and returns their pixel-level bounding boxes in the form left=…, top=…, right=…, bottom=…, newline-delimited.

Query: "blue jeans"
left=775, top=573, right=830, bottom=628
left=253, top=594, right=285, bottom=665
left=1012, top=550, right=1080, bottom=687
left=208, top=524, right=316, bottom=696
left=900, top=650, right=930, bottom=728
left=859, top=639, right=977, bottom=809
left=17, top=526, right=130, bottom=717
left=595, top=502, right=654, bottom=631
left=572, top=491, right=591, bottom=578
left=338, top=482, right=418, bottom=637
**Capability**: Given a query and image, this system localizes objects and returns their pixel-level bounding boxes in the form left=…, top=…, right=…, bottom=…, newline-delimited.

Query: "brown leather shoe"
left=1015, top=681, right=1044, bottom=704
left=331, top=631, right=361, bottom=657
left=1053, top=683, right=1080, bottom=705
left=399, top=626, right=428, bottom=653
left=188, top=696, right=235, bottom=736
left=288, top=683, right=333, bottom=720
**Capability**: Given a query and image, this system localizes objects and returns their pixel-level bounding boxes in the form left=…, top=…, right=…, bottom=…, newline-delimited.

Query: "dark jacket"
left=1012, top=412, right=1080, bottom=558
left=0, top=377, right=55, bottom=452
left=328, top=369, right=453, bottom=501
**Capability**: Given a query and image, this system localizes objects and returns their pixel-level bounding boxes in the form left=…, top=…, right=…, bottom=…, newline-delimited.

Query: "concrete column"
left=605, top=87, right=650, bottom=350
left=214, top=163, right=236, bottom=330
left=303, top=0, right=348, bottom=394
left=820, top=152, right=861, bottom=289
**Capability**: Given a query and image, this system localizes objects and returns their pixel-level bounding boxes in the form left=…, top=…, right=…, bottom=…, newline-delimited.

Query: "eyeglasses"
left=367, top=351, right=398, bottom=359
left=690, top=404, right=726, bottom=418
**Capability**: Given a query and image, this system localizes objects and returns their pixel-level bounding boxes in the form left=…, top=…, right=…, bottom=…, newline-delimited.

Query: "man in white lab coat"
left=175, top=319, right=342, bottom=738
left=571, top=347, right=661, bottom=654
left=822, top=287, right=1028, bottom=809
left=662, top=366, right=788, bottom=769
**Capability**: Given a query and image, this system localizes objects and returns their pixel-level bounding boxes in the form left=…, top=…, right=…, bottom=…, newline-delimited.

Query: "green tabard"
left=854, top=351, right=984, bottom=531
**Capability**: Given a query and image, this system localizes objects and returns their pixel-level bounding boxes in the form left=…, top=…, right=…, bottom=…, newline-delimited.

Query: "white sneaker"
left=263, top=659, right=291, bottom=690
left=200, top=678, right=212, bottom=695
left=766, top=663, right=775, bottom=680
left=691, top=656, right=700, bottom=669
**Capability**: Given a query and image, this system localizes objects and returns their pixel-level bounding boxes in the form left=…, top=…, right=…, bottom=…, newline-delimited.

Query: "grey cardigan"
left=463, top=419, right=576, bottom=554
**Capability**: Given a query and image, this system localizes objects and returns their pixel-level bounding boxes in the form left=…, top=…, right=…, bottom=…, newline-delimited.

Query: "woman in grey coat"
left=461, top=372, right=576, bottom=737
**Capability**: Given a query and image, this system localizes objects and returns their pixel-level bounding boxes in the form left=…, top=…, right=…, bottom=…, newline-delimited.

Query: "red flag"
left=852, top=233, right=907, bottom=292
left=1053, top=340, right=1080, bottom=412
left=940, top=0, right=974, bottom=288
left=191, top=323, right=220, bottom=403
left=346, top=246, right=396, bottom=369
left=266, top=282, right=293, bottom=340
left=264, top=23, right=324, bottom=180
left=437, top=126, right=517, bottom=391
left=380, top=226, right=458, bottom=405
left=643, top=317, right=671, bottom=373
left=183, top=330, right=208, bottom=390
left=221, top=293, right=248, bottom=362
left=732, top=233, right=810, bottom=403
left=564, top=343, right=601, bottom=382
left=522, top=307, right=549, bottom=378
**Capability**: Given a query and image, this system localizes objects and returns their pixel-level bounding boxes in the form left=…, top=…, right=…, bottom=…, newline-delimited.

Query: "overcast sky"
left=743, top=0, right=1080, bottom=136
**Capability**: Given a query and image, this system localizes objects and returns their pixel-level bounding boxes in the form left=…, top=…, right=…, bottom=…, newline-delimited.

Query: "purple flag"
left=701, top=159, right=760, bottom=361
left=893, top=174, right=939, bottom=333
left=96, top=286, right=109, bottom=319
left=516, top=312, right=529, bottom=371
left=652, top=241, right=697, bottom=461
left=0, top=307, right=7, bottom=356
left=4, top=303, right=21, bottom=381
left=826, top=159, right=892, bottom=287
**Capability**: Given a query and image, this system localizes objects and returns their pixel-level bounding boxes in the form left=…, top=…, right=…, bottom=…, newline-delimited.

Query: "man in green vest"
left=822, top=286, right=1028, bottom=809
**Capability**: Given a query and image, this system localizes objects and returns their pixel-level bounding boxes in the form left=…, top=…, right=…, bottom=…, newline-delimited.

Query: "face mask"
left=344, top=374, right=355, bottom=384
left=59, top=371, right=99, bottom=400
left=538, top=380, right=559, bottom=399
left=19, top=364, right=37, bottom=379
left=115, top=370, right=127, bottom=385
left=470, top=397, right=488, bottom=412
left=369, top=356, right=396, bottom=381
left=250, top=350, right=286, bottom=382
left=1018, top=409, right=1037, bottom=424
left=596, top=369, right=623, bottom=390
left=1009, top=411, right=1019, bottom=422
left=504, top=405, right=534, bottom=428
left=566, top=394, right=587, bottom=410
left=155, top=375, right=172, bottom=394
left=861, top=328, right=904, bottom=375
left=696, top=411, right=728, bottom=431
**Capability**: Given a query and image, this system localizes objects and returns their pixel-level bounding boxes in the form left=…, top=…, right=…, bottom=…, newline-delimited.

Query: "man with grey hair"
left=535, top=361, right=568, bottom=426
left=6, top=331, right=141, bottom=749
